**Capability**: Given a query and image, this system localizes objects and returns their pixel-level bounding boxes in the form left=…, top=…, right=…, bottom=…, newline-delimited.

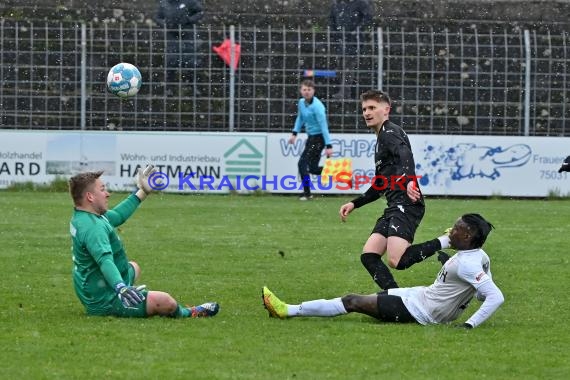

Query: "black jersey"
left=352, top=120, right=424, bottom=208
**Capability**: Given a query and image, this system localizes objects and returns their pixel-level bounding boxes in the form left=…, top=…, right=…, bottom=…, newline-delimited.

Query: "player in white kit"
left=262, top=213, right=504, bottom=328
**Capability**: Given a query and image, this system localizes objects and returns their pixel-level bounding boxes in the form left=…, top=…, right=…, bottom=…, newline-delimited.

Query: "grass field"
left=1, top=191, right=569, bottom=379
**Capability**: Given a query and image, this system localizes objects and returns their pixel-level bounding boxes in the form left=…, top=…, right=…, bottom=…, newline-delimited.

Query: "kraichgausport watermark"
left=147, top=172, right=422, bottom=192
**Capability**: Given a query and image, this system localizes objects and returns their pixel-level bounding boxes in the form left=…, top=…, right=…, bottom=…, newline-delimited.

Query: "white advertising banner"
left=268, top=133, right=570, bottom=197
left=408, top=135, right=569, bottom=197
left=0, top=131, right=267, bottom=193
left=1, top=130, right=569, bottom=197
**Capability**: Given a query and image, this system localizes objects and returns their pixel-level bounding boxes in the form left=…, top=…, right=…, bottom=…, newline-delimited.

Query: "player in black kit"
left=339, top=90, right=451, bottom=290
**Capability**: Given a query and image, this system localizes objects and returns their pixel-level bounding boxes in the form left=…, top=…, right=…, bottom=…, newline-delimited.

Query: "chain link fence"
left=0, top=19, right=568, bottom=135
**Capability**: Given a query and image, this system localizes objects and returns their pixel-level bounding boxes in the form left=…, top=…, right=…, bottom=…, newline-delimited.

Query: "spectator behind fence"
left=329, top=0, right=374, bottom=100
left=155, top=0, right=204, bottom=95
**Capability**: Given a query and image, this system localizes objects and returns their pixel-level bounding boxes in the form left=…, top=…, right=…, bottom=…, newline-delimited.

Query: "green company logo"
left=224, top=139, right=263, bottom=179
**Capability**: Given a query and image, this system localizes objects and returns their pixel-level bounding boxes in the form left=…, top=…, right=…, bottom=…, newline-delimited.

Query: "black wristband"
left=325, top=144, right=333, bottom=149
left=292, top=131, right=298, bottom=136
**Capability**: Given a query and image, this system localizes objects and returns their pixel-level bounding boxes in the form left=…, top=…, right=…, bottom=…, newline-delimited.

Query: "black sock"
left=360, top=252, right=399, bottom=290
left=395, top=238, right=442, bottom=270
left=301, top=176, right=312, bottom=196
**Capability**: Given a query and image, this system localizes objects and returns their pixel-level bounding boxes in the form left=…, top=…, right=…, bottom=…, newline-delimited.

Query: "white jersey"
left=389, top=248, right=501, bottom=326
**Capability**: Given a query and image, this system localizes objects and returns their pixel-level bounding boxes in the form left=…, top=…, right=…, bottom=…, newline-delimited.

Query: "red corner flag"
left=213, top=39, right=241, bottom=70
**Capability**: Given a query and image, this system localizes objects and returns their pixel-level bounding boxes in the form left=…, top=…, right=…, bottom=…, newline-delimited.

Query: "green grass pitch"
left=1, top=191, right=569, bottom=379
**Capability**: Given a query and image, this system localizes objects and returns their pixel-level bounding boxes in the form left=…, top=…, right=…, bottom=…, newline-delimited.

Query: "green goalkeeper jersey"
left=70, top=194, right=141, bottom=315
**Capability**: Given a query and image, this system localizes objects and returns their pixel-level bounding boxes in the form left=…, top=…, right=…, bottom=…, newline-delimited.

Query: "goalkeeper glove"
left=115, top=283, right=146, bottom=308
left=558, top=156, right=570, bottom=173
left=136, top=164, right=158, bottom=194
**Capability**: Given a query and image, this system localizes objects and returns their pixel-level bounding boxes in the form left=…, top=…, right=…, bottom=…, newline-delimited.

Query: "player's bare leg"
left=146, top=291, right=219, bottom=318
left=385, top=236, right=410, bottom=268
left=362, top=232, right=387, bottom=254
left=129, top=260, right=141, bottom=281
left=146, top=291, right=178, bottom=316
left=341, top=294, right=380, bottom=319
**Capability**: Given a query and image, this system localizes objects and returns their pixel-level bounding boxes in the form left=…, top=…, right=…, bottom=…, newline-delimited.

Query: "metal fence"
left=0, top=19, right=569, bottom=136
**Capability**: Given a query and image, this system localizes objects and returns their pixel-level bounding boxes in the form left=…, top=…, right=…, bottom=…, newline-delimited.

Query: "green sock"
left=172, top=304, right=190, bottom=318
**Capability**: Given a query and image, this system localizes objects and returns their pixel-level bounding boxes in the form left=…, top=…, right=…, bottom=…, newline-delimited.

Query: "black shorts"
left=371, top=203, right=425, bottom=243
left=376, top=290, right=417, bottom=323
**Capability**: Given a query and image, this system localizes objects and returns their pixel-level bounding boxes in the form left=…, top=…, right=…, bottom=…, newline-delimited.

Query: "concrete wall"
left=2, top=0, right=570, bottom=28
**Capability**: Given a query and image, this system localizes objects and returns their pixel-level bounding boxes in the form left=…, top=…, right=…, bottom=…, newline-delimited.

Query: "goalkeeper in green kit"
left=68, top=165, right=219, bottom=318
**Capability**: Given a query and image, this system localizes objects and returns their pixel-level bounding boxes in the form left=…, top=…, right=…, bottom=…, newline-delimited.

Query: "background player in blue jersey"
left=288, top=79, right=334, bottom=200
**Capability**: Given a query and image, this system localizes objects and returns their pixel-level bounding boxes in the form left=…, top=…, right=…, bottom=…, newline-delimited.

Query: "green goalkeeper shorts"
left=107, top=263, right=149, bottom=318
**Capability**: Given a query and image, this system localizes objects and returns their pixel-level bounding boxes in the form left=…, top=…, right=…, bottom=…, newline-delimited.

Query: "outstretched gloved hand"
left=136, top=164, right=157, bottom=194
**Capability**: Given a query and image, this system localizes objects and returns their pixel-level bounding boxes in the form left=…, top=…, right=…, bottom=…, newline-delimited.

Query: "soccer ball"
left=106, top=63, right=142, bottom=98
